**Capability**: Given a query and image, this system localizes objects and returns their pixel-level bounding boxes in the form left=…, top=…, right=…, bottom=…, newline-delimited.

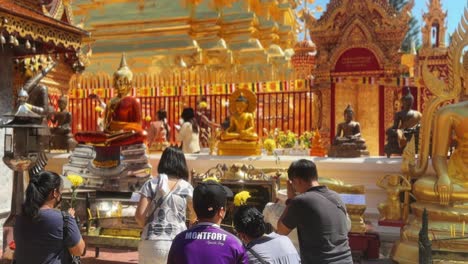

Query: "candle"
left=463, top=221, right=466, bottom=237
left=87, top=208, right=93, bottom=220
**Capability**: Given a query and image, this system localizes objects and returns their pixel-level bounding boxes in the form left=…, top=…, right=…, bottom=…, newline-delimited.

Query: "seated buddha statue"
left=220, top=93, right=258, bottom=141
left=384, top=87, right=422, bottom=157
left=393, top=19, right=468, bottom=263
left=328, top=105, right=368, bottom=157
left=49, top=96, right=77, bottom=151
left=218, top=89, right=260, bottom=155
left=412, top=99, right=468, bottom=205
left=75, top=54, right=146, bottom=146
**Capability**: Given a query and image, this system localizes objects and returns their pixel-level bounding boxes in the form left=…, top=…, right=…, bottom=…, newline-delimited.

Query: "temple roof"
left=0, top=0, right=88, bottom=51
left=309, top=0, right=413, bottom=77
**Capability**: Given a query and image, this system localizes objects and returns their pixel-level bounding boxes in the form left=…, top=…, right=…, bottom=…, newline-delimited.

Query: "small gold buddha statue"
left=220, top=93, right=258, bottom=141
left=310, top=129, right=326, bottom=157
left=217, top=89, right=261, bottom=156
left=328, top=105, right=369, bottom=157
left=376, top=174, right=411, bottom=222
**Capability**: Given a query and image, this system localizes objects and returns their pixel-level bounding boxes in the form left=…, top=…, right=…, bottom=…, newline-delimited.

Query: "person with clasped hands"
left=277, top=159, right=353, bottom=264
left=14, top=171, right=85, bottom=264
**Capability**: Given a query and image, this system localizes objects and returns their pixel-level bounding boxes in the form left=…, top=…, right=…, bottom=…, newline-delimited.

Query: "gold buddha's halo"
left=228, top=88, right=257, bottom=114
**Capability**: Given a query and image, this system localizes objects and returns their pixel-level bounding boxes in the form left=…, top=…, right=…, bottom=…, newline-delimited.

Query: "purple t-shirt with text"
left=168, top=223, right=248, bottom=264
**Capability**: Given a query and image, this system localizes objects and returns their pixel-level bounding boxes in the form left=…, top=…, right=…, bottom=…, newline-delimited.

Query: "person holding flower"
left=135, top=147, right=196, bottom=263
left=14, top=171, right=85, bottom=264
left=233, top=193, right=300, bottom=264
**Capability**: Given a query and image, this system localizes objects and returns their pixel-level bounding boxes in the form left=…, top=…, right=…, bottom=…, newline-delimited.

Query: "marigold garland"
left=203, top=176, right=220, bottom=183
left=234, top=191, right=251, bottom=206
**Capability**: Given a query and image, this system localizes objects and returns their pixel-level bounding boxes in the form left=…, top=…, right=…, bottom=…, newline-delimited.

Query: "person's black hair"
left=158, top=146, right=189, bottom=180
left=287, top=159, right=318, bottom=182
left=181, top=107, right=199, bottom=133
left=157, top=109, right=170, bottom=141
left=157, top=109, right=167, bottom=121
left=233, top=206, right=266, bottom=239
left=22, top=171, right=62, bottom=219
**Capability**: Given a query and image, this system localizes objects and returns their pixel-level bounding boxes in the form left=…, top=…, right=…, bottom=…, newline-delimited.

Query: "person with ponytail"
left=14, top=171, right=85, bottom=264
left=233, top=206, right=300, bottom=264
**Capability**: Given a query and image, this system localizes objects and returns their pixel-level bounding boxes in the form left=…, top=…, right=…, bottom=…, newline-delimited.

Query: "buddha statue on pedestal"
left=384, top=87, right=422, bottom=158
left=393, top=18, right=468, bottom=262
left=74, top=54, right=147, bottom=168
left=217, top=89, right=261, bottom=156
left=49, top=96, right=77, bottom=151
left=328, top=105, right=369, bottom=157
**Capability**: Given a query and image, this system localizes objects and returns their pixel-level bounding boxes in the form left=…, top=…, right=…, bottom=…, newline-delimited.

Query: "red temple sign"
left=334, top=48, right=381, bottom=73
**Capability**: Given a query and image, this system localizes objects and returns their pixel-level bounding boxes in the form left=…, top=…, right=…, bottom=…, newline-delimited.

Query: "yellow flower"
left=263, top=138, right=276, bottom=153
left=234, top=191, right=251, bottom=206
left=203, top=176, right=220, bottom=183
left=145, top=115, right=152, bottom=122
left=95, top=106, right=103, bottom=113
left=199, top=101, right=208, bottom=109
left=67, top=174, right=84, bottom=188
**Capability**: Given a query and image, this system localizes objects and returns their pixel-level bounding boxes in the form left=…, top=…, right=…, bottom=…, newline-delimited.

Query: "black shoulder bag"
left=61, top=211, right=81, bottom=264
left=247, top=247, right=269, bottom=264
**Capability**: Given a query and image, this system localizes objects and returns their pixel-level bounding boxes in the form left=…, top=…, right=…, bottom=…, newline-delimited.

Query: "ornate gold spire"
left=421, top=0, right=447, bottom=50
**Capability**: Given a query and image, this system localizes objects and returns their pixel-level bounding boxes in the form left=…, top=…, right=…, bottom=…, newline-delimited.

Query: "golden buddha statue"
left=75, top=54, right=146, bottom=147
left=393, top=14, right=468, bottom=262
left=217, top=89, right=261, bottom=155
left=310, top=129, right=326, bottom=157
left=328, top=105, right=369, bottom=157
left=377, top=174, right=411, bottom=222
left=220, top=92, right=258, bottom=141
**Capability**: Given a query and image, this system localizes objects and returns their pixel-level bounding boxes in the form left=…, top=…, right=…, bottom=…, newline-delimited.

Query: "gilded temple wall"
left=72, top=0, right=297, bottom=82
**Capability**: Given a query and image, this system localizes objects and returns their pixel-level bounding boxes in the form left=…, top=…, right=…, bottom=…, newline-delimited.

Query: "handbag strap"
left=310, top=189, right=347, bottom=215
left=247, top=247, right=268, bottom=264
left=61, top=211, right=70, bottom=241
left=146, top=179, right=180, bottom=222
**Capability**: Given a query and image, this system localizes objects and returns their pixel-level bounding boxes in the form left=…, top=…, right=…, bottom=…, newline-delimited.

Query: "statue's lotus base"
left=62, top=144, right=151, bottom=192
left=392, top=202, right=468, bottom=264
left=328, top=144, right=369, bottom=158
left=217, top=140, right=261, bottom=156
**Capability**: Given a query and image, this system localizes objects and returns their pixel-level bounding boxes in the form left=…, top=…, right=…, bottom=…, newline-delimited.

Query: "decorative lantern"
left=1, top=102, right=45, bottom=171
left=0, top=96, right=48, bottom=259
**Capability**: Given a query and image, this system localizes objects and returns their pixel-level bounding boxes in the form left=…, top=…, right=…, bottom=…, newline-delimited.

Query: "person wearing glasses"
left=13, top=171, right=85, bottom=264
